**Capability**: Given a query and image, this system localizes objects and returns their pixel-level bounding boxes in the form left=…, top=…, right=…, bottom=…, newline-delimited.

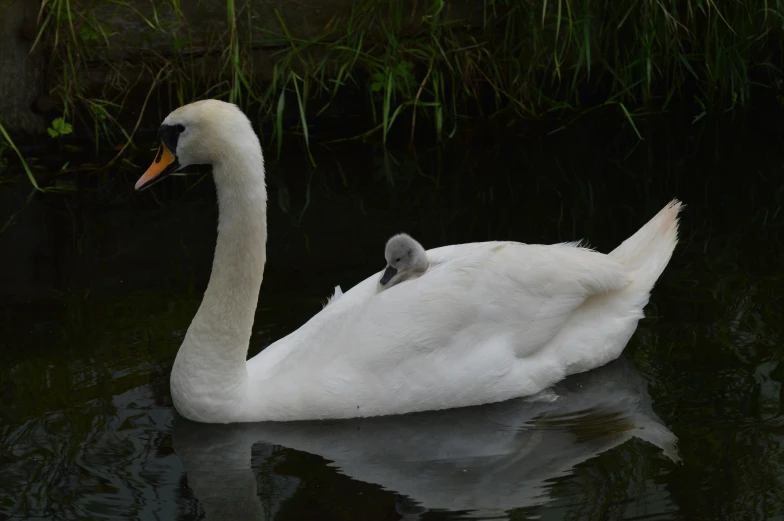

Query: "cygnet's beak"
left=135, top=141, right=180, bottom=191
left=379, top=265, right=398, bottom=285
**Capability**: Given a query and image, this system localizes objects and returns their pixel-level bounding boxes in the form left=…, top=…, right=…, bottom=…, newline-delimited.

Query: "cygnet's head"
left=135, top=99, right=262, bottom=191
left=378, top=233, right=429, bottom=290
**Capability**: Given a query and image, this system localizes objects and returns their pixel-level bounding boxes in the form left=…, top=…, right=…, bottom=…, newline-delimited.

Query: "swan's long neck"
left=201, top=152, right=267, bottom=347
left=171, top=148, right=267, bottom=420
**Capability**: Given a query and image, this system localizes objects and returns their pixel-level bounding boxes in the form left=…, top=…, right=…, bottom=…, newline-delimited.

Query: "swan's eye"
left=395, top=257, right=401, bottom=263
left=175, top=124, right=186, bottom=133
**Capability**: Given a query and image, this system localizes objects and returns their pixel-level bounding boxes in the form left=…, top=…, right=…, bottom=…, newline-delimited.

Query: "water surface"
left=2, top=112, right=784, bottom=520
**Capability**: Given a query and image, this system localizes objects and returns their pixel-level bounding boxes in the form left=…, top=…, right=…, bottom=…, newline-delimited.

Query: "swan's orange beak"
left=135, top=142, right=179, bottom=191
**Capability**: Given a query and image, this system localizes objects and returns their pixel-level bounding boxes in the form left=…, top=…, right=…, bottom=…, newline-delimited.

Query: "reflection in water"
left=172, top=357, right=679, bottom=520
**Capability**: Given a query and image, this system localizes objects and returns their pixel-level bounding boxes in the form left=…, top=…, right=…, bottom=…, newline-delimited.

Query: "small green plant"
left=47, top=117, right=73, bottom=138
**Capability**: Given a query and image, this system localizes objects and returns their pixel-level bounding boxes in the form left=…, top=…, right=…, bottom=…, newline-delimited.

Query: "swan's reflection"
left=172, top=356, right=679, bottom=520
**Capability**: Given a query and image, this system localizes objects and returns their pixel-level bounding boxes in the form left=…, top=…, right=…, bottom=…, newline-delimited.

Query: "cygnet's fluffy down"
left=377, top=233, right=429, bottom=291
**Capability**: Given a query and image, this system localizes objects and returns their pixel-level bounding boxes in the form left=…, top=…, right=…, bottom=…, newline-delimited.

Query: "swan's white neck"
left=170, top=149, right=267, bottom=422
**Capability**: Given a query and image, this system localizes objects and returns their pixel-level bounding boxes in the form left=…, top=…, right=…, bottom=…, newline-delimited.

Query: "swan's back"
left=253, top=242, right=628, bottom=419
left=246, top=201, right=682, bottom=421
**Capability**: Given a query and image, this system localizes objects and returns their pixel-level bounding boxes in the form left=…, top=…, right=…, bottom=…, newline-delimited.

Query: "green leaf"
left=51, top=117, right=73, bottom=136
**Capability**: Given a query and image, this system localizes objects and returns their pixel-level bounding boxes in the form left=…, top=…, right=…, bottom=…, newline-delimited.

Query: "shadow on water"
left=2, top=107, right=784, bottom=520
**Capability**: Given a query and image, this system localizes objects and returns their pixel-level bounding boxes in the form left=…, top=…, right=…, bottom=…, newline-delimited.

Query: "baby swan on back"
left=378, top=233, right=430, bottom=291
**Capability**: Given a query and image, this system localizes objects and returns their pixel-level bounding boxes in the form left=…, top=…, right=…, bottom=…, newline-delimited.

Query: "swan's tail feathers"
left=609, top=199, right=683, bottom=293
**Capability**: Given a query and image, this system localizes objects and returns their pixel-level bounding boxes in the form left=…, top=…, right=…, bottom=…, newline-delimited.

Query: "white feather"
left=323, top=285, right=343, bottom=308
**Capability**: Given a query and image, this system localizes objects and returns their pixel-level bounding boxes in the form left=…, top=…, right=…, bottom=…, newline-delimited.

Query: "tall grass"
left=3, top=0, right=783, bottom=185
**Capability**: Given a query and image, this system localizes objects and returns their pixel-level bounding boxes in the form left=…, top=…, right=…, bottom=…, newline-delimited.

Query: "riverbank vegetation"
left=0, top=0, right=783, bottom=193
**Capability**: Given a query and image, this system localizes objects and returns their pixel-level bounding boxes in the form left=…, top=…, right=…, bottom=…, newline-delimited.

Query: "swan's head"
left=135, top=99, right=261, bottom=191
left=378, top=233, right=429, bottom=289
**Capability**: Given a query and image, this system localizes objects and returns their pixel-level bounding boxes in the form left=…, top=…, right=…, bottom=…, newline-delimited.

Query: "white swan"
left=134, top=99, right=682, bottom=424
left=377, top=233, right=430, bottom=291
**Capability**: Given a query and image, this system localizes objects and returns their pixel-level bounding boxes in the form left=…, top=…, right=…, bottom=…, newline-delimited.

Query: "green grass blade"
left=0, top=121, right=42, bottom=191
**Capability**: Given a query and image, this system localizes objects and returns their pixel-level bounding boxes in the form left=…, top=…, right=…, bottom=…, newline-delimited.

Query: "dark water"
left=2, top=110, right=784, bottom=520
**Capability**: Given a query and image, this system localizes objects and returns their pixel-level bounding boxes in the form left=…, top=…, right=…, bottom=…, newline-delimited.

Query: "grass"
left=0, top=0, right=783, bottom=193
left=0, top=120, right=78, bottom=232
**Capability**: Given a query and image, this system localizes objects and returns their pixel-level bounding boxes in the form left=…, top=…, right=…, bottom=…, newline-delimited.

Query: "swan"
left=377, top=233, right=430, bottom=291
left=134, top=99, right=682, bottom=424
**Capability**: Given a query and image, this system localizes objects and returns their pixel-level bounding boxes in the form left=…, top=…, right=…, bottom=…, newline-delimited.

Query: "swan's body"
left=172, top=357, right=680, bottom=519
left=135, top=100, right=682, bottom=424
left=377, top=233, right=430, bottom=291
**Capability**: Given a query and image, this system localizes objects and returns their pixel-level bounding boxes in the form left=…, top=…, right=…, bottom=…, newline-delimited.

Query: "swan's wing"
left=252, top=240, right=634, bottom=416
left=336, top=241, right=631, bottom=361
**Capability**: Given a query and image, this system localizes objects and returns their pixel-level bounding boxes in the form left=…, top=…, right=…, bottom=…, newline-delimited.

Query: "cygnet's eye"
left=395, top=257, right=401, bottom=263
